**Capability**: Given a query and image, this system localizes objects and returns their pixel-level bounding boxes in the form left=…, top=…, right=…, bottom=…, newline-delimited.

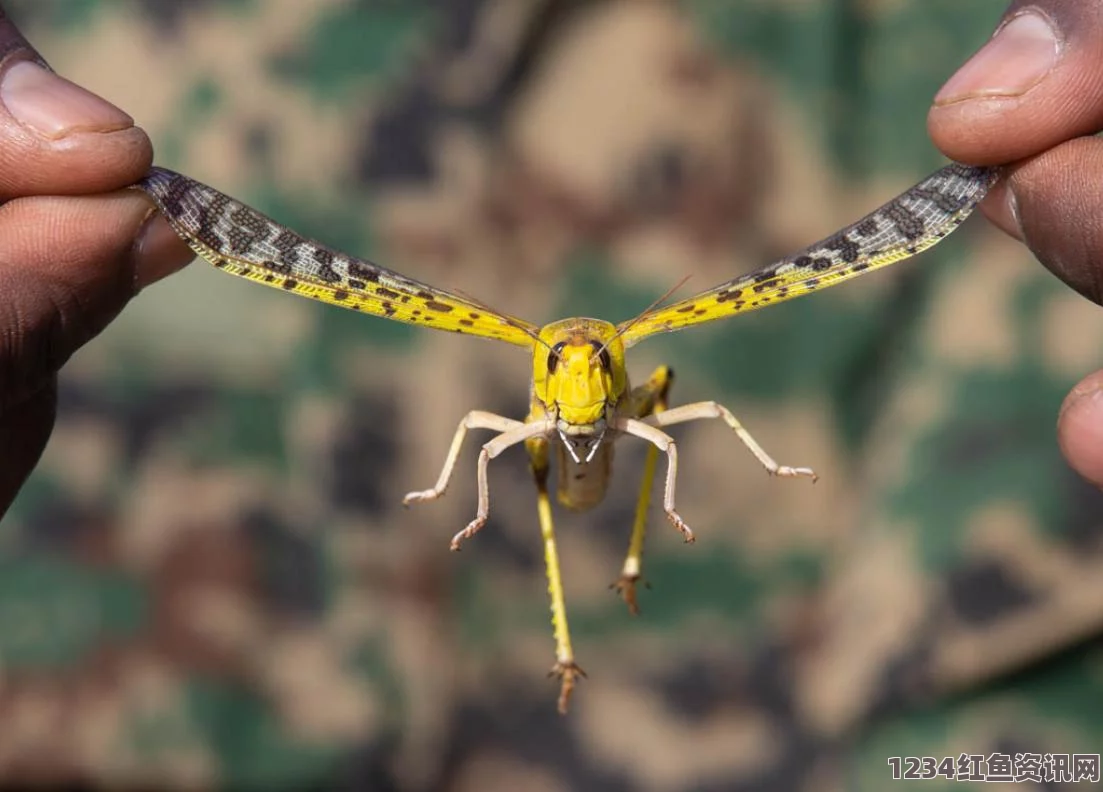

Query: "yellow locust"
left=134, top=161, right=998, bottom=713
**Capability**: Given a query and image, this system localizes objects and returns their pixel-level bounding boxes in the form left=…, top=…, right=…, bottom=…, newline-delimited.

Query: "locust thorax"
left=532, top=318, right=628, bottom=464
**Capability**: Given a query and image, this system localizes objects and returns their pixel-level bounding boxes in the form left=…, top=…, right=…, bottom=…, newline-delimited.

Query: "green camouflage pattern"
left=5, top=0, right=1103, bottom=789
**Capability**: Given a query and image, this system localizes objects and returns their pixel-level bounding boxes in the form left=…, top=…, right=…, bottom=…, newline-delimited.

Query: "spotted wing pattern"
left=134, top=167, right=540, bottom=348
left=617, top=163, right=999, bottom=347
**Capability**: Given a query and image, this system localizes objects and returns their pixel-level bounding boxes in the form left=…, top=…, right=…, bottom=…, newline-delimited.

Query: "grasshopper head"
left=533, top=319, right=627, bottom=463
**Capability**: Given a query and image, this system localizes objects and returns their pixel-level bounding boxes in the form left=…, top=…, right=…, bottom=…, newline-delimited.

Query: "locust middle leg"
left=404, top=410, right=552, bottom=550
left=613, top=378, right=820, bottom=573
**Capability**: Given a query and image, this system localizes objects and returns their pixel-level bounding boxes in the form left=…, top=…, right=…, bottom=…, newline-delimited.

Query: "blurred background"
left=4, top=0, right=1103, bottom=790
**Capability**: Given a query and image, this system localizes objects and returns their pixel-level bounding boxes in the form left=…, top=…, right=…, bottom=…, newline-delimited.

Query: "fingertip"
left=0, top=58, right=153, bottom=198
left=932, top=11, right=1060, bottom=107
left=929, top=4, right=1103, bottom=166
left=1057, top=371, right=1103, bottom=489
left=993, top=137, right=1103, bottom=306
left=926, top=100, right=1019, bottom=166
left=0, top=190, right=193, bottom=335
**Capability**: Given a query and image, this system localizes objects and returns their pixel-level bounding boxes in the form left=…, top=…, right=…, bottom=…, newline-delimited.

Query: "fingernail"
left=1059, top=379, right=1103, bottom=422
left=133, top=213, right=194, bottom=291
left=0, top=60, right=133, bottom=139
left=1003, top=183, right=1022, bottom=237
left=935, top=11, right=1060, bottom=105
left=981, top=180, right=1025, bottom=241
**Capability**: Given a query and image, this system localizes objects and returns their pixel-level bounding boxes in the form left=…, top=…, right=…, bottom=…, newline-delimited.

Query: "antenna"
left=590, top=275, right=691, bottom=364
left=451, top=286, right=562, bottom=363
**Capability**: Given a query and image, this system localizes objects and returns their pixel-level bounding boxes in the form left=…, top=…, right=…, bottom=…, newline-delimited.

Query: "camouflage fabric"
left=4, top=0, right=1103, bottom=789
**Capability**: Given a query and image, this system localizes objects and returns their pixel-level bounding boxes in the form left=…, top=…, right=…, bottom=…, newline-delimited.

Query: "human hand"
left=0, top=6, right=193, bottom=515
left=929, top=0, right=1103, bottom=489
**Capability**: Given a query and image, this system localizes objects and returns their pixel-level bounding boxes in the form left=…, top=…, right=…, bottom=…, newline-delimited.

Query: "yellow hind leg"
left=526, top=434, right=585, bottom=714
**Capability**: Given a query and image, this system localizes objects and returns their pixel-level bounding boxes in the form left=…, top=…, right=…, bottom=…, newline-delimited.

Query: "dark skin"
left=2, top=1, right=1102, bottom=518
left=0, top=8, right=193, bottom=513
left=928, top=0, right=1103, bottom=488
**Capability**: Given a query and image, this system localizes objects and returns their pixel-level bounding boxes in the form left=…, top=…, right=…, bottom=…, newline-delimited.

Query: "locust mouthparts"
left=557, top=418, right=607, bottom=464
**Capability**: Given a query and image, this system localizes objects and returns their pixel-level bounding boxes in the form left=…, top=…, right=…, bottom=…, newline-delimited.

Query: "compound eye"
left=589, top=340, right=611, bottom=371
left=547, top=341, right=567, bottom=374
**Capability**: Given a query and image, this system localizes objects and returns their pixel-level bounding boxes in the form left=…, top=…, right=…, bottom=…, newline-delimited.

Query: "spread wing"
left=133, top=167, right=540, bottom=348
left=617, top=163, right=998, bottom=347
